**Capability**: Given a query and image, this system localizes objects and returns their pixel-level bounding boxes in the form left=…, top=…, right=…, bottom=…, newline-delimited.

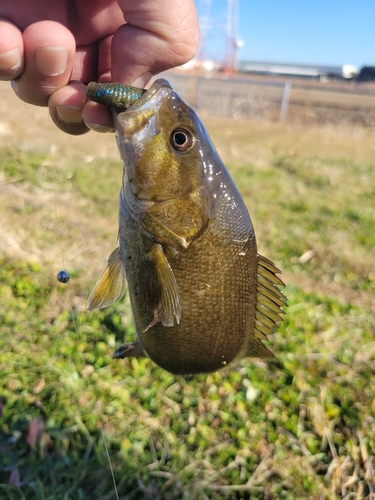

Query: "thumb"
left=111, top=0, right=199, bottom=87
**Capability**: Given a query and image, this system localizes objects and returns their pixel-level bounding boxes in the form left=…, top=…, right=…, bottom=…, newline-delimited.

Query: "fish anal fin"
left=87, top=247, right=126, bottom=311
left=112, top=341, right=147, bottom=359
left=139, top=244, right=181, bottom=329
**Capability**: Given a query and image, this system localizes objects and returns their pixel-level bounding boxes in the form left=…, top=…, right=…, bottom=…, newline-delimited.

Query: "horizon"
left=195, top=0, right=375, bottom=70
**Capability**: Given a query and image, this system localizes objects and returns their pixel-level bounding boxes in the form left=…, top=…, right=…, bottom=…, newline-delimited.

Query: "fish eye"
left=170, top=128, right=194, bottom=152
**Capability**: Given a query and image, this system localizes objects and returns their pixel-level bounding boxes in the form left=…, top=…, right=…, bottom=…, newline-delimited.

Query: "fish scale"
left=86, top=79, right=287, bottom=375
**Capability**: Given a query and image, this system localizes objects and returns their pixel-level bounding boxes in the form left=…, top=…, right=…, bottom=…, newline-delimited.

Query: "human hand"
left=0, top=0, right=199, bottom=134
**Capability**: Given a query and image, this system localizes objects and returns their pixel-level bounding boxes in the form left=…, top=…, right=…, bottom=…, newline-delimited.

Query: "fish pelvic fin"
left=252, top=254, right=288, bottom=355
left=140, top=244, right=181, bottom=331
left=87, top=247, right=127, bottom=311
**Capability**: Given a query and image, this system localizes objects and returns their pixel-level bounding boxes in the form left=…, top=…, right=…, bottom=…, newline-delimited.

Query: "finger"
left=111, top=0, right=200, bottom=86
left=51, top=36, right=113, bottom=135
left=80, top=35, right=116, bottom=133
left=0, top=19, right=24, bottom=80
left=48, top=82, right=90, bottom=135
left=70, top=44, right=100, bottom=84
left=12, top=20, right=75, bottom=106
left=49, top=82, right=113, bottom=135
left=81, top=100, right=114, bottom=133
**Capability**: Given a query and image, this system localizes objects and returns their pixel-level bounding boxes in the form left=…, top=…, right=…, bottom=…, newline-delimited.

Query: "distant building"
left=356, top=66, right=375, bottom=81
left=238, top=61, right=358, bottom=81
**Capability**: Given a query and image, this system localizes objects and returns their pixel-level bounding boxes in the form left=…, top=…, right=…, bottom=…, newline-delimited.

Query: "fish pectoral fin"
left=87, top=247, right=127, bottom=311
left=140, top=211, right=189, bottom=249
left=139, top=244, right=181, bottom=330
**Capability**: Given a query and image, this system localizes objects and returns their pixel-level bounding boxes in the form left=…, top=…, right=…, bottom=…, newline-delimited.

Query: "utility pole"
left=225, top=0, right=240, bottom=75
left=197, top=0, right=212, bottom=67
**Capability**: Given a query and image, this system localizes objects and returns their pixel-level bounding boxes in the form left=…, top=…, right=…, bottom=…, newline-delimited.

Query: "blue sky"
left=195, top=0, right=375, bottom=69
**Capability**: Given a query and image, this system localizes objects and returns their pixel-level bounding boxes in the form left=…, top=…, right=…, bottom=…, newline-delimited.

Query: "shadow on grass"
left=0, top=413, right=153, bottom=500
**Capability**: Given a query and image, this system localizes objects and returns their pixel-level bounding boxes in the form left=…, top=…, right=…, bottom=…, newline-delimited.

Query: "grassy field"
left=0, top=81, right=374, bottom=499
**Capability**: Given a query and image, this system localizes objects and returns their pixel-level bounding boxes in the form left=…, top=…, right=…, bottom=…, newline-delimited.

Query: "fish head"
left=114, top=79, right=218, bottom=203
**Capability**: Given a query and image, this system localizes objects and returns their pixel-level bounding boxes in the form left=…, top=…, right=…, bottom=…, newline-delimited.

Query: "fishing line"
left=48, top=140, right=69, bottom=282
left=47, top=115, right=83, bottom=355
left=47, top=113, right=119, bottom=496
left=102, top=427, right=120, bottom=500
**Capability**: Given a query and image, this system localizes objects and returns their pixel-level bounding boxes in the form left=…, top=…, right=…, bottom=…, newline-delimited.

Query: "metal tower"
left=225, top=0, right=240, bottom=75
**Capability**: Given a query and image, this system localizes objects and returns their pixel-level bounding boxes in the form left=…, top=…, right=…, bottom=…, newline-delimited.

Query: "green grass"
left=1, top=118, right=375, bottom=499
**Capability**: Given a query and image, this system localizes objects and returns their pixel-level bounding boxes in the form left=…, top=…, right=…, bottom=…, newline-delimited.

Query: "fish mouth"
left=126, top=78, right=172, bottom=112
left=113, top=79, right=173, bottom=137
left=114, top=79, right=175, bottom=204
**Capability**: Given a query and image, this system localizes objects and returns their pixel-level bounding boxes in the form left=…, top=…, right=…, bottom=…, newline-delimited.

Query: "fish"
left=86, top=78, right=287, bottom=375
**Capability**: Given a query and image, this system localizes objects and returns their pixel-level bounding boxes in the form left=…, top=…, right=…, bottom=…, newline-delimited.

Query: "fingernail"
left=36, top=47, right=68, bottom=76
left=0, top=48, right=22, bottom=71
left=131, top=72, right=153, bottom=88
left=85, top=122, right=114, bottom=133
left=56, top=105, right=83, bottom=125
left=11, top=79, right=18, bottom=92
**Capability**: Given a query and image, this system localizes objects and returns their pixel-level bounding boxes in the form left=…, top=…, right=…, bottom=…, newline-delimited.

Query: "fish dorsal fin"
left=247, top=337, right=275, bottom=358
left=253, top=254, right=287, bottom=345
left=87, top=247, right=127, bottom=311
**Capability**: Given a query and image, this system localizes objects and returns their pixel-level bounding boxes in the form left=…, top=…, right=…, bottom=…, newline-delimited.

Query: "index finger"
left=0, top=19, right=24, bottom=80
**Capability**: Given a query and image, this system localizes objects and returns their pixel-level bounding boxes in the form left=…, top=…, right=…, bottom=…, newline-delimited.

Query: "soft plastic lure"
left=86, top=82, right=146, bottom=109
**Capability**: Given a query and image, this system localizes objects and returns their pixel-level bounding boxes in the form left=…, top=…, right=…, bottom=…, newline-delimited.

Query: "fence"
left=160, top=73, right=375, bottom=128
left=162, top=74, right=288, bottom=122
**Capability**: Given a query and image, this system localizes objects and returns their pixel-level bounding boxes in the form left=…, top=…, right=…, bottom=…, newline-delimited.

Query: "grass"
left=0, top=81, right=375, bottom=499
